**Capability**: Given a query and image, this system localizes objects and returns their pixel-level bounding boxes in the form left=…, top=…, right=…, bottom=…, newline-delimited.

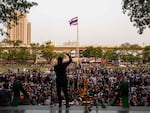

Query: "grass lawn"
left=0, top=64, right=51, bottom=73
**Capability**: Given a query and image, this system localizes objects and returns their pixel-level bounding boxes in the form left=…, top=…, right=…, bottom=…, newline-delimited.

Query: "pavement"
left=0, top=106, right=150, bottom=113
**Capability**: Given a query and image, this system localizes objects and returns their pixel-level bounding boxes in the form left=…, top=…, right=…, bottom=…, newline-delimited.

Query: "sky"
left=28, top=0, right=150, bottom=47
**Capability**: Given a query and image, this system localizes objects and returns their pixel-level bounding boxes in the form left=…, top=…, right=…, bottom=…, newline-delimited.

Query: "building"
left=63, top=41, right=78, bottom=46
left=7, top=13, right=31, bottom=46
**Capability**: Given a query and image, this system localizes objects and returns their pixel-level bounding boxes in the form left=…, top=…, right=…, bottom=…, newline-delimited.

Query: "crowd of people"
left=0, top=63, right=150, bottom=107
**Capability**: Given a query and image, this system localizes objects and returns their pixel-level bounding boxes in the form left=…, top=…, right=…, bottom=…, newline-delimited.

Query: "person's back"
left=12, top=76, right=29, bottom=106
left=54, top=61, right=71, bottom=79
left=54, top=53, right=72, bottom=80
left=120, top=80, right=129, bottom=108
left=54, top=53, right=72, bottom=108
left=0, top=83, right=12, bottom=106
left=13, top=80, right=22, bottom=97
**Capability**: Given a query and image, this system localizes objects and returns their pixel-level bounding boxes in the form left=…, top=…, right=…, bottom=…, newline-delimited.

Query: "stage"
left=0, top=106, right=149, bottom=113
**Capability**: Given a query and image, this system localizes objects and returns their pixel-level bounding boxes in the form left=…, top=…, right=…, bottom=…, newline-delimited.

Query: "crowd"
left=0, top=63, right=150, bottom=106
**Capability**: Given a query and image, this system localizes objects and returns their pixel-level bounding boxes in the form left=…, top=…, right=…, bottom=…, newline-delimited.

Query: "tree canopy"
left=0, top=0, right=37, bottom=36
left=122, top=0, right=150, bottom=34
left=82, top=46, right=102, bottom=58
left=143, top=46, right=150, bottom=62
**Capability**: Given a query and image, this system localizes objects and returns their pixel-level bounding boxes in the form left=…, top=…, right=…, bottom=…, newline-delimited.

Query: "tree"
left=40, top=41, right=55, bottom=64
left=143, top=46, right=150, bottom=63
left=0, top=47, right=3, bottom=63
left=16, top=47, right=30, bottom=64
left=12, top=40, right=22, bottom=47
left=2, top=38, right=13, bottom=47
left=30, top=43, right=40, bottom=64
left=122, top=0, right=150, bottom=34
left=102, top=49, right=119, bottom=62
left=95, top=47, right=103, bottom=58
left=82, top=46, right=102, bottom=58
left=1, top=51, right=10, bottom=63
left=119, top=43, right=142, bottom=64
left=0, top=0, right=37, bottom=36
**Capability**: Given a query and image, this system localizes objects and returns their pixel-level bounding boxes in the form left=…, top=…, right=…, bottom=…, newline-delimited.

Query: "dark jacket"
left=0, top=89, right=11, bottom=106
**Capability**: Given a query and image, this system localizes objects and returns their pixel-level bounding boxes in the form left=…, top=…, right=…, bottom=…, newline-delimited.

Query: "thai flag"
left=69, top=16, right=78, bottom=26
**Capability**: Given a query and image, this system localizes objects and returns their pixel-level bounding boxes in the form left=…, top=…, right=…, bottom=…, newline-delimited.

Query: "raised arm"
left=66, top=53, right=72, bottom=63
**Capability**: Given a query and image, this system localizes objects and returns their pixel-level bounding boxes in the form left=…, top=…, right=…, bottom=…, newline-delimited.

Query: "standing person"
left=120, top=79, right=129, bottom=108
left=12, top=76, right=29, bottom=106
left=0, top=82, right=12, bottom=106
left=54, top=53, right=72, bottom=108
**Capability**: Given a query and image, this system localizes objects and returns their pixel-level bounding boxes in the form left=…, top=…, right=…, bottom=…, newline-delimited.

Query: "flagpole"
left=69, top=16, right=79, bottom=66
left=77, top=22, right=79, bottom=67
left=76, top=23, right=79, bottom=90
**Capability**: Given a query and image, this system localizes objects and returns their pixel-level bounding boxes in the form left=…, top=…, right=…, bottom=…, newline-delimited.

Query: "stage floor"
left=0, top=106, right=149, bottom=113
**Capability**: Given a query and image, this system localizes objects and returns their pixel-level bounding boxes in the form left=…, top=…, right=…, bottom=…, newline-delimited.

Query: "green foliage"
left=122, top=0, right=150, bottom=34
left=82, top=46, right=102, bottom=58
left=56, top=53, right=65, bottom=59
left=30, top=43, right=40, bottom=64
left=2, top=38, right=23, bottom=47
left=82, top=43, right=145, bottom=64
left=0, top=0, right=37, bottom=36
left=144, top=46, right=150, bottom=51
left=40, top=41, right=55, bottom=63
left=102, top=50, right=119, bottom=61
left=120, top=42, right=142, bottom=50
left=1, top=51, right=9, bottom=62
left=15, top=47, right=30, bottom=63
left=143, top=46, right=150, bottom=62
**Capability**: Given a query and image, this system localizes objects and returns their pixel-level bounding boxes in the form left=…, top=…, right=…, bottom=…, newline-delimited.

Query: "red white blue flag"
left=69, top=16, right=78, bottom=26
